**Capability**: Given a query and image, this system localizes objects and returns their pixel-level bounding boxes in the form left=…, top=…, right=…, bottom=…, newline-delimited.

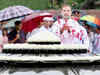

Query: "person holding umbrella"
left=8, top=21, right=26, bottom=43
left=92, top=27, right=100, bottom=55
left=26, top=17, right=54, bottom=39
left=43, top=17, right=54, bottom=31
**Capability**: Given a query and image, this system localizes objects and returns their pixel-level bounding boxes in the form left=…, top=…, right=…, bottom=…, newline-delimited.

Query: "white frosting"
left=27, top=30, right=60, bottom=42
left=3, top=44, right=88, bottom=50
left=0, top=54, right=100, bottom=62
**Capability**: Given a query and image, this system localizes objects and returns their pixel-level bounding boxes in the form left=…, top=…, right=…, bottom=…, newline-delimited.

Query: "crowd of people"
left=0, top=4, right=100, bottom=55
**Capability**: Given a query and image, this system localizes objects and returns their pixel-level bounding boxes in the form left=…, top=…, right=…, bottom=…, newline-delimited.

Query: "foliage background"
left=0, top=0, right=49, bottom=10
left=0, top=0, right=100, bottom=10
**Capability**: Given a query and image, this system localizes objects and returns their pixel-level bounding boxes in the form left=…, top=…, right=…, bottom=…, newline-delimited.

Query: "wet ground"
left=0, top=62, right=100, bottom=75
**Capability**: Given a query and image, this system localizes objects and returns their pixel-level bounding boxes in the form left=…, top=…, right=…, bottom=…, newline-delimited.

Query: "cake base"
left=28, top=42, right=60, bottom=45
left=0, top=54, right=100, bottom=64
left=3, top=49, right=87, bottom=54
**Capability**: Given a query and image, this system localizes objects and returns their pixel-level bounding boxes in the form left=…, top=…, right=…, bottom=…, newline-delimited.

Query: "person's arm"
left=60, top=24, right=70, bottom=34
left=51, top=21, right=61, bottom=36
left=9, top=34, right=20, bottom=43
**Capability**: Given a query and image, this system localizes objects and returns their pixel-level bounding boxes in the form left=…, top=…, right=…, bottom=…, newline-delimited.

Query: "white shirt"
left=26, top=26, right=51, bottom=39
left=0, top=30, right=2, bottom=36
left=93, top=34, right=100, bottom=54
left=51, top=18, right=89, bottom=46
left=88, top=32, right=96, bottom=53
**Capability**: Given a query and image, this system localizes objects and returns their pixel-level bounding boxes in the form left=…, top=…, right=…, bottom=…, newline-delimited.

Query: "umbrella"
left=22, top=13, right=53, bottom=32
left=22, top=12, right=40, bottom=22
left=80, top=15, right=100, bottom=27
left=0, top=5, right=33, bottom=21
left=3, top=18, right=23, bottom=28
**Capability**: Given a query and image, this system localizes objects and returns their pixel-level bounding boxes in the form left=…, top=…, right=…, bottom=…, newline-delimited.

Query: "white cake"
left=0, top=54, right=100, bottom=62
left=27, top=30, right=61, bottom=43
left=3, top=44, right=88, bottom=50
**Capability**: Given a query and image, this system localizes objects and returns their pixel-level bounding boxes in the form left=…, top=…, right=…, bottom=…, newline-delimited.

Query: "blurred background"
left=0, top=0, right=100, bottom=10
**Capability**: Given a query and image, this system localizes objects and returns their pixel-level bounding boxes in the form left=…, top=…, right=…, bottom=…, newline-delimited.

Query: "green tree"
left=56, top=0, right=64, bottom=8
left=80, top=0, right=97, bottom=9
left=65, top=0, right=99, bottom=9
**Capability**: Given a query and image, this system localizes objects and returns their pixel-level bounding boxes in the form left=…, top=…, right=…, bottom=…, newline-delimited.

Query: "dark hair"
left=2, top=28, right=8, bottom=36
left=2, top=28, right=7, bottom=31
left=15, top=21, right=21, bottom=26
left=97, top=25, right=100, bottom=30
left=72, top=10, right=80, bottom=15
